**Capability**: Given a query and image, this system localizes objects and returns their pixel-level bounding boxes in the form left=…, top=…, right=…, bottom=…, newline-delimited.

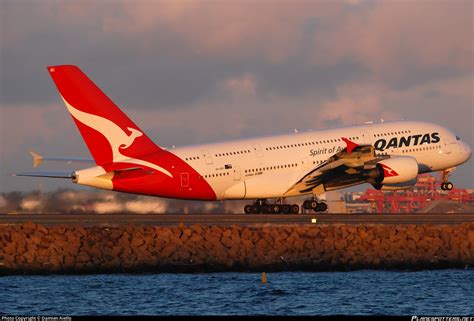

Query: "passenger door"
left=252, top=144, right=263, bottom=158
left=233, top=166, right=241, bottom=181
left=360, top=130, right=371, bottom=145
left=201, top=150, right=213, bottom=165
left=180, top=172, right=190, bottom=188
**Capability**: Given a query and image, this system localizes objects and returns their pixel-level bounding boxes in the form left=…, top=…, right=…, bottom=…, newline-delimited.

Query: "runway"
left=1, top=213, right=474, bottom=226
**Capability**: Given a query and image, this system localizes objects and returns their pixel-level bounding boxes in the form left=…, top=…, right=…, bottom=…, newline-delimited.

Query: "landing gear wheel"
left=310, top=200, right=318, bottom=210
left=244, top=205, right=252, bottom=214
left=282, top=204, right=291, bottom=214
left=442, top=182, right=454, bottom=191
left=271, top=204, right=281, bottom=214
left=316, top=202, right=328, bottom=212
left=250, top=205, right=260, bottom=214
left=291, top=204, right=300, bottom=214
left=303, top=200, right=312, bottom=210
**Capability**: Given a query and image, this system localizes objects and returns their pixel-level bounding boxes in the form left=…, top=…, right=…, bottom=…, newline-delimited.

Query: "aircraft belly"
left=222, top=181, right=246, bottom=200
left=243, top=173, right=295, bottom=199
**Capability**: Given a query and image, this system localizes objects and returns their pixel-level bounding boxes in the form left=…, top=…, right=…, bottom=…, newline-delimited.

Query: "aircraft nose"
left=466, top=142, right=472, bottom=160
left=461, top=141, right=472, bottom=162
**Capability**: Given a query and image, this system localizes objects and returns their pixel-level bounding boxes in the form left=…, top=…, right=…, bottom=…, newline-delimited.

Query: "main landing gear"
left=243, top=198, right=329, bottom=214
left=440, top=169, right=455, bottom=191
left=244, top=199, right=300, bottom=214
left=303, top=198, right=328, bottom=212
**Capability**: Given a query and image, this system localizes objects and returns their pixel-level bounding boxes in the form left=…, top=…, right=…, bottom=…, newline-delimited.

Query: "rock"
left=209, top=226, right=222, bottom=236
left=191, top=224, right=203, bottom=235
left=36, top=224, right=49, bottom=236
left=0, top=222, right=472, bottom=274
left=3, top=242, right=17, bottom=255
left=334, top=239, right=347, bottom=251
left=22, top=221, right=37, bottom=232
left=468, top=230, right=474, bottom=247
left=240, top=227, right=253, bottom=240
left=183, top=228, right=193, bottom=237
left=10, top=231, right=25, bottom=245
left=241, top=238, right=254, bottom=250
left=222, top=229, right=232, bottom=238
left=371, top=239, right=381, bottom=247
left=255, top=239, right=268, bottom=257
left=28, top=234, right=42, bottom=245
left=221, top=236, right=234, bottom=249
left=293, top=238, right=306, bottom=251
left=160, top=244, right=176, bottom=259
left=76, top=252, right=90, bottom=264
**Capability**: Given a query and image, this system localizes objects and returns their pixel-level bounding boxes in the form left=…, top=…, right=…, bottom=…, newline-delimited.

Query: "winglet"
left=341, top=137, right=358, bottom=154
left=29, top=151, right=43, bottom=168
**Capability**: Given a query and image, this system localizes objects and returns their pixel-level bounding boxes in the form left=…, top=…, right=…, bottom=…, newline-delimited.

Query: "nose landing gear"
left=441, top=182, right=454, bottom=191
left=440, top=168, right=455, bottom=191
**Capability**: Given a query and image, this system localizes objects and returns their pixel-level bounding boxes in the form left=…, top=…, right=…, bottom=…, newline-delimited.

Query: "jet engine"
left=366, top=156, right=419, bottom=187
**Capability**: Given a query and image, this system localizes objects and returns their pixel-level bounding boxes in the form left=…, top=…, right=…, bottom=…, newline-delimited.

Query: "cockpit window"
left=456, top=136, right=461, bottom=141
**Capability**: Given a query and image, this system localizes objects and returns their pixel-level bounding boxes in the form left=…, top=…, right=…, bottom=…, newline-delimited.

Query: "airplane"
left=14, top=65, right=472, bottom=214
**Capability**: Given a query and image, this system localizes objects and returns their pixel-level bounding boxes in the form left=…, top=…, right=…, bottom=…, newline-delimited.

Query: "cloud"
left=312, top=1, right=472, bottom=85
left=1, top=0, right=472, bottom=191
left=2, top=1, right=471, bottom=109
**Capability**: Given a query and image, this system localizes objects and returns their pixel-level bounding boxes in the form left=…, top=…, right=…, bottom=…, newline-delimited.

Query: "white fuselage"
left=171, top=121, right=471, bottom=200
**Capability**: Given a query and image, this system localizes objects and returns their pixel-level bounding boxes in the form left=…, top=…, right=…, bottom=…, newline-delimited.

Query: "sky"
left=0, top=0, right=473, bottom=192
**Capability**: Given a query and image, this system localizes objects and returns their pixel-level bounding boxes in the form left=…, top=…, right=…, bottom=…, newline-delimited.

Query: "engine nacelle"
left=366, top=156, right=418, bottom=186
left=375, top=178, right=417, bottom=191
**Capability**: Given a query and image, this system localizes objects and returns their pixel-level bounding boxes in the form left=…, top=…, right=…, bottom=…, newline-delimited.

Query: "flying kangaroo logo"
left=62, top=97, right=173, bottom=178
left=119, top=127, right=143, bottom=150
left=381, top=164, right=398, bottom=177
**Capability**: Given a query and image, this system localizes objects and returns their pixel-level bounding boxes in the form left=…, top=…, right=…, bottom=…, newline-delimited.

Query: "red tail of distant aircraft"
left=15, top=65, right=472, bottom=213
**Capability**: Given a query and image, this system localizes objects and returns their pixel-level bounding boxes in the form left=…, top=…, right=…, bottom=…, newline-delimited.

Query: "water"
left=1, top=270, right=473, bottom=315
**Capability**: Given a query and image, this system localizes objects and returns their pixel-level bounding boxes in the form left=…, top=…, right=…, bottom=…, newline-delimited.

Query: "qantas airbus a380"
left=16, top=65, right=472, bottom=214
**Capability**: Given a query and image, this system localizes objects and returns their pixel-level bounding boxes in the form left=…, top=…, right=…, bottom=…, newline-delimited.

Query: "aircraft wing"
left=284, top=138, right=389, bottom=196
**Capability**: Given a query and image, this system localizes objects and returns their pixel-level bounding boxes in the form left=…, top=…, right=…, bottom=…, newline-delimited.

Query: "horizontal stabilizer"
left=12, top=171, right=74, bottom=179
left=29, top=151, right=93, bottom=168
left=99, top=167, right=153, bottom=180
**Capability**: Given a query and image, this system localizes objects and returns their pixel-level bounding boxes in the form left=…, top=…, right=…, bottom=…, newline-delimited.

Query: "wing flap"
left=285, top=140, right=388, bottom=196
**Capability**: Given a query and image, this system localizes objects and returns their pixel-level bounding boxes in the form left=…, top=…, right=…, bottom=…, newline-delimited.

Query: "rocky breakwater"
left=1, top=222, right=474, bottom=274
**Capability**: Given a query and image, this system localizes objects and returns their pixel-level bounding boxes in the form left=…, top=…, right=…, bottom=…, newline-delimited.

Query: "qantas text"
left=374, top=132, right=440, bottom=151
